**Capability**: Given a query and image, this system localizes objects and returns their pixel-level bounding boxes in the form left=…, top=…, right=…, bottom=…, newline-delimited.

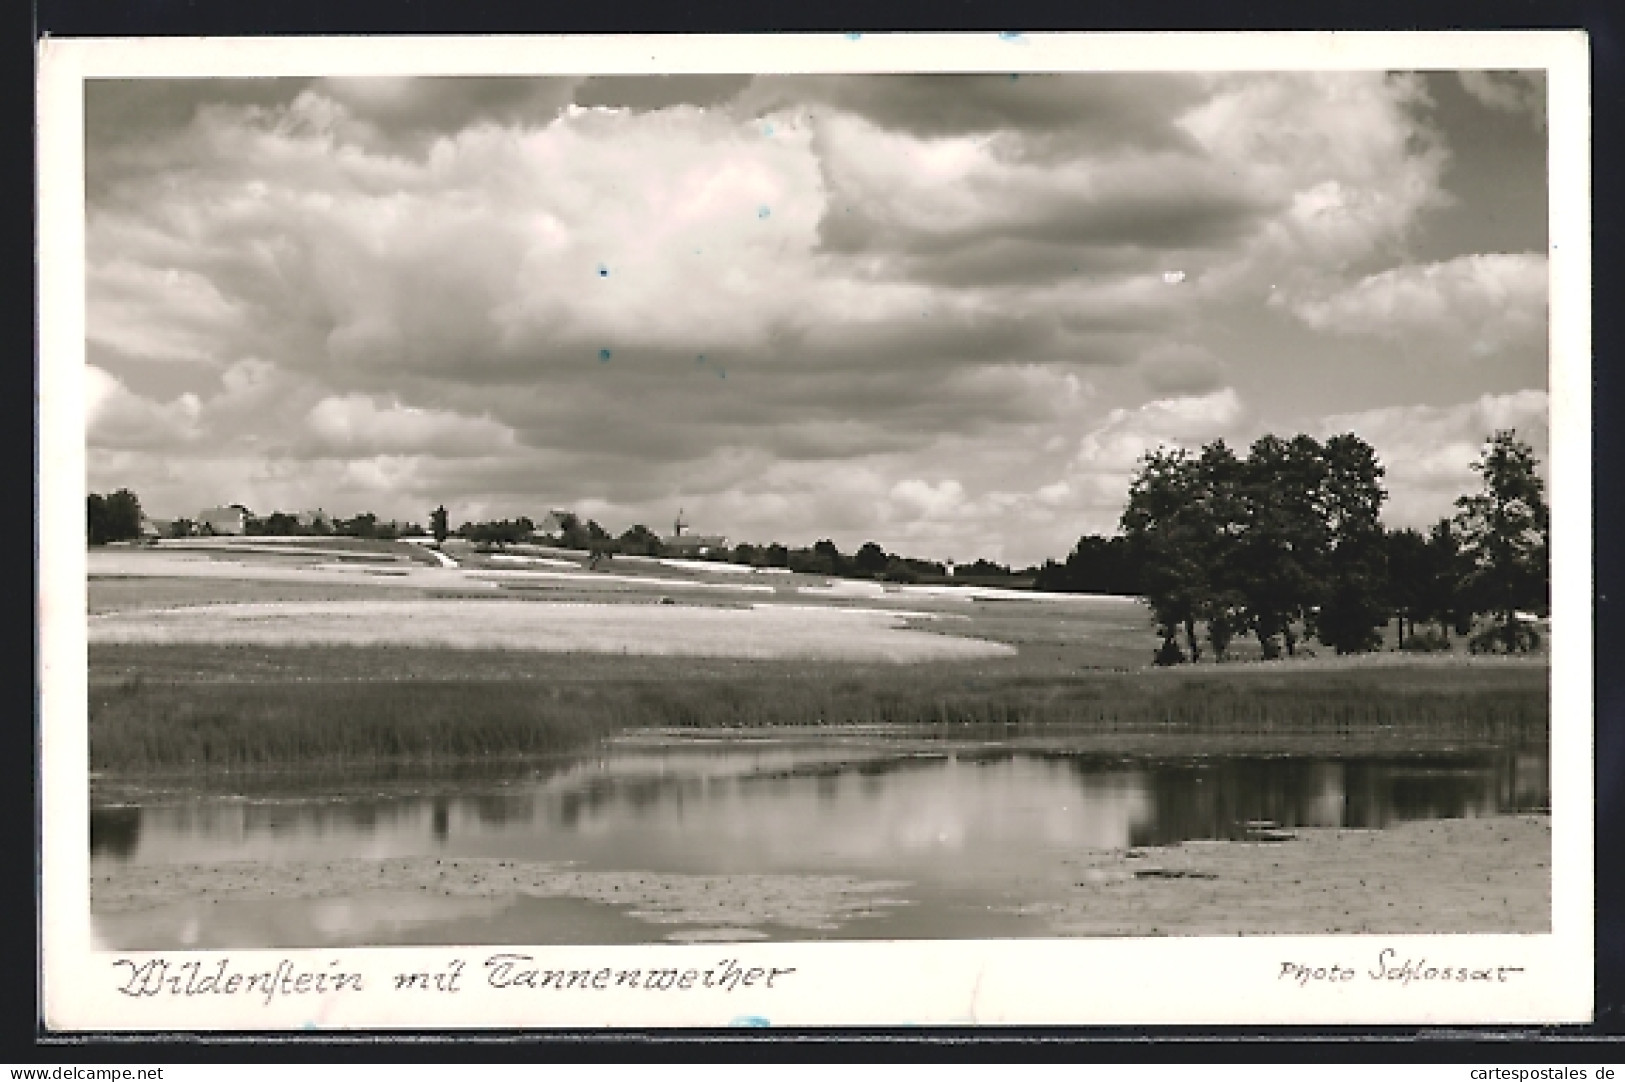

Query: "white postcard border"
left=38, top=30, right=1594, bottom=1031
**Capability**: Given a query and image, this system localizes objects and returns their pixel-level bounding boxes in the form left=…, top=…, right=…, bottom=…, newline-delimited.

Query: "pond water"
left=91, top=728, right=1548, bottom=949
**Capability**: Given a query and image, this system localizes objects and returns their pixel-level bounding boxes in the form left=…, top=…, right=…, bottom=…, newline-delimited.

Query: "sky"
left=83, top=69, right=1549, bottom=566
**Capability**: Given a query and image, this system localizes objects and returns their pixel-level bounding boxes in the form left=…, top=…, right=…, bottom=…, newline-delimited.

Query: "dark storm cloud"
left=310, top=77, right=577, bottom=144
left=738, top=73, right=1208, bottom=147
left=85, top=78, right=308, bottom=149
left=814, top=150, right=1276, bottom=262
left=871, top=239, right=1208, bottom=290
left=85, top=78, right=310, bottom=200
left=303, top=280, right=1147, bottom=404
left=377, top=344, right=1074, bottom=492
left=572, top=75, right=754, bottom=112
left=1138, top=342, right=1228, bottom=395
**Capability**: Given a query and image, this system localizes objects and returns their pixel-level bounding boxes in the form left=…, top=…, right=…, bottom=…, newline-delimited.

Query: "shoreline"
left=91, top=725, right=1547, bottom=809
left=92, top=812, right=1551, bottom=945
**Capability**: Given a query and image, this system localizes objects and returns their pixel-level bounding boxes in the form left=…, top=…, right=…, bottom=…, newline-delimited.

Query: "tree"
left=460, top=516, right=534, bottom=545
left=251, top=511, right=301, bottom=536
left=558, top=513, right=591, bottom=549
left=811, top=539, right=845, bottom=575
left=1310, top=433, right=1389, bottom=655
left=882, top=557, right=920, bottom=583
left=1422, top=518, right=1474, bottom=639
left=341, top=512, right=379, bottom=539
left=1384, top=527, right=1431, bottom=647
left=1230, top=435, right=1330, bottom=659
left=956, top=558, right=1014, bottom=581
left=853, top=541, right=889, bottom=575
left=431, top=505, right=450, bottom=544
left=1453, top=430, right=1550, bottom=653
left=1122, top=447, right=1210, bottom=663
left=1033, top=534, right=1143, bottom=596
left=86, top=494, right=107, bottom=545
left=87, top=489, right=143, bottom=545
left=1190, top=439, right=1249, bottom=660
left=619, top=524, right=663, bottom=557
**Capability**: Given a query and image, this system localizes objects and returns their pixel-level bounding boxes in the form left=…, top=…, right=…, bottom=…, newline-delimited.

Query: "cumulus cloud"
left=78, top=71, right=1546, bottom=566
left=295, top=78, right=580, bottom=155
left=889, top=478, right=968, bottom=518
left=1286, top=253, right=1547, bottom=357
left=85, top=365, right=204, bottom=450
left=1074, top=388, right=1247, bottom=473
left=811, top=111, right=1272, bottom=261
left=304, top=396, right=516, bottom=457
left=1318, top=389, right=1549, bottom=527
left=1178, top=73, right=1449, bottom=277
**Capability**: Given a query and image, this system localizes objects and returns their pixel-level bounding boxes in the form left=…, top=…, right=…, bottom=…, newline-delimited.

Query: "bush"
left=1469, top=621, right=1541, bottom=655
left=1153, top=639, right=1186, bottom=667
left=1400, top=629, right=1453, bottom=653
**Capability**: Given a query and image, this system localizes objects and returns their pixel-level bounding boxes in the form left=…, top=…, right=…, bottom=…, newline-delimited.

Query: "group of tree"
left=86, top=489, right=144, bottom=544
left=89, top=499, right=434, bottom=541
left=1115, top=429, right=1548, bottom=662
left=238, top=511, right=426, bottom=539
left=1032, top=534, right=1143, bottom=596
left=91, top=425, right=1547, bottom=660
left=457, top=516, right=540, bottom=545
left=442, top=507, right=1015, bottom=584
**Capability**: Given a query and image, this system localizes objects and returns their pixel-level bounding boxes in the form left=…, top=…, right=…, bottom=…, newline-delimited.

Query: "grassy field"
left=85, top=540, right=1551, bottom=771
left=88, top=599, right=1018, bottom=662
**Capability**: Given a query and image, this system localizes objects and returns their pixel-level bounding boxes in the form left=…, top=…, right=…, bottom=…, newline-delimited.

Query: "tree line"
left=83, top=488, right=1007, bottom=585
left=86, top=429, right=1549, bottom=660
left=444, top=508, right=982, bottom=583
left=1085, top=429, right=1548, bottom=661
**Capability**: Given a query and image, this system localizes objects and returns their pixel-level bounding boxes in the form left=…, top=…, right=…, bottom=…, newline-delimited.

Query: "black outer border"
left=19, top=0, right=1623, bottom=1060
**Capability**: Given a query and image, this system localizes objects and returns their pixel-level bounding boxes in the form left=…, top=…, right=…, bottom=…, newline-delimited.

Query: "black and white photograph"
left=38, top=32, right=1592, bottom=1029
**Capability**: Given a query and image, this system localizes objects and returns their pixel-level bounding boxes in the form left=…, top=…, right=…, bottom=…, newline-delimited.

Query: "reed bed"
left=90, top=649, right=1548, bottom=771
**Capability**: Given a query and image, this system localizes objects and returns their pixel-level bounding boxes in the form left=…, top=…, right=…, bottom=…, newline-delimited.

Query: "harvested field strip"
left=87, top=599, right=1014, bottom=662
left=466, top=570, right=777, bottom=593
left=91, top=551, right=476, bottom=590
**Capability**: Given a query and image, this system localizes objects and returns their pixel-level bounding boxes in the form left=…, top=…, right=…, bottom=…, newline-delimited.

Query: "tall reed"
left=90, top=656, right=1549, bottom=772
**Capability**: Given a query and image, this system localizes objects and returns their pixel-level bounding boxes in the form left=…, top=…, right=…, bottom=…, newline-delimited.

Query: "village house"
left=533, top=510, right=573, bottom=540
left=664, top=509, right=727, bottom=557
left=197, top=505, right=248, bottom=536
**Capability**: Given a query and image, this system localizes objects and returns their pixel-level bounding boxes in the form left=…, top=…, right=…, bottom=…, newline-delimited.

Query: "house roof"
left=664, top=533, right=728, bottom=548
